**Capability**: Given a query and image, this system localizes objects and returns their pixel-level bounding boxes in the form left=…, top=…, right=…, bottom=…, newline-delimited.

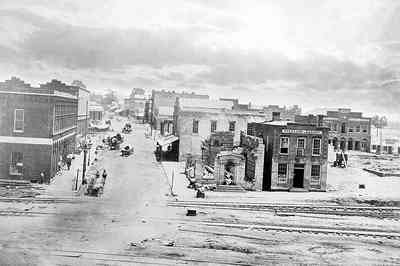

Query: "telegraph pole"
left=82, top=147, right=87, bottom=184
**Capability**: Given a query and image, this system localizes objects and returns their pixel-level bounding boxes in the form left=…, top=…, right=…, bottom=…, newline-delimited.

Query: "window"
left=229, top=121, right=236, bottom=132
left=312, top=138, right=321, bottom=156
left=296, top=138, right=305, bottom=156
left=277, top=163, right=288, bottom=184
left=280, top=137, right=289, bottom=154
left=192, top=120, right=199, bottom=134
left=348, top=128, right=353, bottom=133
left=310, top=165, right=321, bottom=185
left=372, top=145, right=377, bottom=150
left=9, top=152, right=23, bottom=175
left=362, top=127, right=368, bottom=133
left=341, top=123, right=346, bottom=133
left=356, top=125, right=360, bottom=132
left=211, top=120, right=217, bottom=133
left=14, top=109, right=24, bottom=132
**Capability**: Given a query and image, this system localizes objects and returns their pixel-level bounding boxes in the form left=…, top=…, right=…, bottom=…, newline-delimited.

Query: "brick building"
left=150, top=90, right=209, bottom=134
left=0, top=77, right=78, bottom=182
left=296, top=108, right=371, bottom=152
left=248, top=113, right=329, bottom=191
left=173, top=98, right=266, bottom=161
left=124, top=88, right=147, bottom=120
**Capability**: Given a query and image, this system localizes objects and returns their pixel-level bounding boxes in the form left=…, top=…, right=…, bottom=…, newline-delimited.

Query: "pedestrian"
left=102, top=169, right=107, bottom=180
left=57, top=160, right=62, bottom=172
left=66, top=157, right=72, bottom=170
left=40, top=172, right=45, bottom=184
left=95, top=170, right=100, bottom=179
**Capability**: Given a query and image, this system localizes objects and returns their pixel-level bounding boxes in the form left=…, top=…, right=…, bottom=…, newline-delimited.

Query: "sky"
left=0, top=0, right=399, bottom=120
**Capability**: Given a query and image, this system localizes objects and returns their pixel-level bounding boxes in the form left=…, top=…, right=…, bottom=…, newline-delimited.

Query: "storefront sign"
left=282, top=129, right=322, bottom=135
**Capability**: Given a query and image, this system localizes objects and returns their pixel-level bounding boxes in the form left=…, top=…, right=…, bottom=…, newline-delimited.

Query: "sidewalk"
left=41, top=134, right=107, bottom=198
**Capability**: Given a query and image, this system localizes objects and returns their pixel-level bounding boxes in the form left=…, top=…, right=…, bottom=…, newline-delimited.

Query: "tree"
left=371, top=115, right=388, bottom=154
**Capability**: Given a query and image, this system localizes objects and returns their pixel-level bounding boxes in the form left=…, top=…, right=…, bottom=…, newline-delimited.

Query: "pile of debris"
left=0, top=179, right=43, bottom=198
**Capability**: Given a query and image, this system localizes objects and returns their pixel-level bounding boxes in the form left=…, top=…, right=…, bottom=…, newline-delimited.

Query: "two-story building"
left=296, top=108, right=371, bottom=152
left=151, top=90, right=209, bottom=135
left=173, top=98, right=267, bottom=161
left=248, top=113, right=329, bottom=191
left=0, top=77, right=78, bottom=182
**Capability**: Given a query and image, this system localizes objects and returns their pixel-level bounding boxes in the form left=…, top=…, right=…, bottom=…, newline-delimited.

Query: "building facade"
left=0, top=77, right=78, bottom=182
left=248, top=115, right=329, bottom=191
left=174, top=98, right=266, bottom=161
left=124, top=88, right=147, bottom=120
left=296, top=108, right=371, bottom=152
left=151, top=90, right=209, bottom=133
left=88, top=102, right=104, bottom=122
left=77, top=87, right=90, bottom=137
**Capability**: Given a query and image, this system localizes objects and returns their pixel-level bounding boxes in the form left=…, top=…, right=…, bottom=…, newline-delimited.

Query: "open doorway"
left=293, top=164, right=304, bottom=188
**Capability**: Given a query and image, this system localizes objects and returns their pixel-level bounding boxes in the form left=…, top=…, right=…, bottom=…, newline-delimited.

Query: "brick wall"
left=240, top=133, right=265, bottom=191
left=176, top=111, right=265, bottom=160
left=0, top=143, right=51, bottom=182
left=0, top=94, right=52, bottom=138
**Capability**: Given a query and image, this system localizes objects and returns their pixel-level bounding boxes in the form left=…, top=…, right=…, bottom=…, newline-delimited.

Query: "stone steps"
left=215, top=185, right=246, bottom=192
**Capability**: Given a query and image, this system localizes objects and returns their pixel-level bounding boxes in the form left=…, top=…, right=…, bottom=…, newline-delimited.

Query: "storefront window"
left=280, top=137, right=289, bottom=154
left=310, top=165, right=321, bottom=185
left=9, top=152, right=23, bottom=175
left=277, top=163, right=287, bottom=184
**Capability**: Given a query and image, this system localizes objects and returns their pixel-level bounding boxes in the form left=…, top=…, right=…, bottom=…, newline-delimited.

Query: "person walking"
left=40, top=172, right=45, bottom=184
left=66, top=156, right=72, bottom=170
left=102, top=169, right=107, bottom=180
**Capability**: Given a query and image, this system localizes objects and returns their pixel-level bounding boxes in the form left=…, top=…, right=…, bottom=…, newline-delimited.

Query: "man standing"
left=66, top=156, right=72, bottom=170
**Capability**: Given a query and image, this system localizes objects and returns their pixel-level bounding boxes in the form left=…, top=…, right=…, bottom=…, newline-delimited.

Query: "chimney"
left=272, top=112, right=281, bottom=121
left=317, top=115, right=324, bottom=127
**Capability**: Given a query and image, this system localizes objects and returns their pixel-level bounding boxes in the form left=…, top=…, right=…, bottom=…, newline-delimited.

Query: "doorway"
left=293, top=164, right=304, bottom=188
left=348, top=139, right=353, bottom=150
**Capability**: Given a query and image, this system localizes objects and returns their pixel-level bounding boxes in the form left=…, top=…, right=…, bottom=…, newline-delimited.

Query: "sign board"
left=282, top=129, right=322, bottom=135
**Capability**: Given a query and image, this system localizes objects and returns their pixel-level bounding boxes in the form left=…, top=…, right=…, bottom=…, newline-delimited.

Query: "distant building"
left=296, top=108, right=371, bottom=152
left=76, top=87, right=90, bottom=137
left=150, top=90, right=209, bottom=134
left=88, top=102, right=104, bottom=122
left=124, top=88, right=147, bottom=120
left=263, top=105, right=301, bottom=121
left=143, top=99, right=151, bottom=123
left=173, top=98, right=266, bottom=161
left=248, top=112, right=329, bottom=191
left=0, top=77, right=78, bottom=182
left=371, top=138, right=400, bottom=155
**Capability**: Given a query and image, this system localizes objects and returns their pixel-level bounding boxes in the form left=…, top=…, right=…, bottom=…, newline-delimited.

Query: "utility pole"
left=82, top=148, right=87, bottom=184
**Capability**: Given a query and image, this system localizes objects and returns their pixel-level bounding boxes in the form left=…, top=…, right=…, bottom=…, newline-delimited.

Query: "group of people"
left=85, top=169, right=108, bottom=196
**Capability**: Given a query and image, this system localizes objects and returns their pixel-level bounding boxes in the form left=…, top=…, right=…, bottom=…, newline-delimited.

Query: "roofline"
left=0, top=90, right=78, bottom=100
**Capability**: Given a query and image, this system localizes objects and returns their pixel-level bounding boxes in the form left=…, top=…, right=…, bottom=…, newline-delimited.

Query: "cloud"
left=0, top=4, right=400, bottom=120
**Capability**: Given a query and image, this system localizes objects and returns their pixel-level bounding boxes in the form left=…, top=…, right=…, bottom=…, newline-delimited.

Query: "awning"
left=157, top=135, right=179, bottom=147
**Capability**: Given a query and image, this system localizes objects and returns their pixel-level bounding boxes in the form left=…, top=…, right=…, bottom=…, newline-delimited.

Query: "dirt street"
left=0, top=120, right=399, bottom=265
